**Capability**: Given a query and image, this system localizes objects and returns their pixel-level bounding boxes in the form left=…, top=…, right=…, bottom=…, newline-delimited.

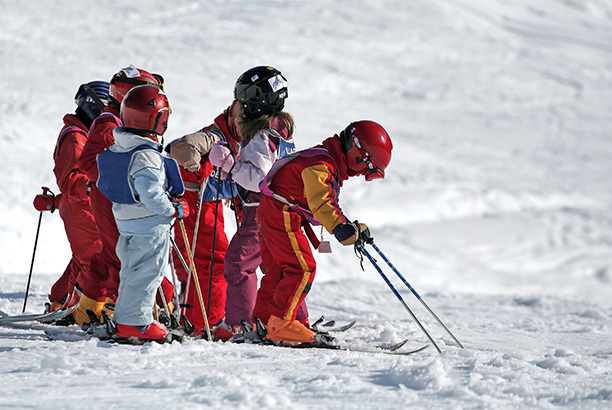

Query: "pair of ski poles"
left=354, top=228, right=464, bottom=354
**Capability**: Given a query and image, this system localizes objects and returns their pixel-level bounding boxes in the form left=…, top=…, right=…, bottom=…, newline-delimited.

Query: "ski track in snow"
left=1, top=0, right=612, bottom=409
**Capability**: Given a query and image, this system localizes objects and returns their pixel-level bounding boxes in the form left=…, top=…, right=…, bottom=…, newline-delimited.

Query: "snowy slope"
left=1, top=0, right=612, bottom=409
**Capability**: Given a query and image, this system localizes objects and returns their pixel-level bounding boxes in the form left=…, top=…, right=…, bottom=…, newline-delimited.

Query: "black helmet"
left=74, top=80, right=110, bottom=122
left=234, top=66, right=288, bottom=119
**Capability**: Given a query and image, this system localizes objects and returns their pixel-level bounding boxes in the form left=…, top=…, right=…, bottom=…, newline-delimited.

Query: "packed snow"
left=1, top=0, right=611, bottom=408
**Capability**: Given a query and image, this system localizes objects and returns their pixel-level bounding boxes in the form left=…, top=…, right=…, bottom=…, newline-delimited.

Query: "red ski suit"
left=253, top=135, right=350, bottom=322
left=171, top=107, right=241, bottom=331
left=49, top=114, right=103, bottom=303
left=77, top=107, right=123, bottom=302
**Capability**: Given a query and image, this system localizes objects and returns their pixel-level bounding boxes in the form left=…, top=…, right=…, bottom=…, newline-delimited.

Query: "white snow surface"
left=1, top=0, right=612, bottom=408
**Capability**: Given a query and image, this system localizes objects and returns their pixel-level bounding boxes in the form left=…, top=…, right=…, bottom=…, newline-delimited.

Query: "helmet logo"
left=120, top=64, right=141, bottom=78
left=250, top=74, right=260, bottom=82
left=268, top=74, right=287, bottom=92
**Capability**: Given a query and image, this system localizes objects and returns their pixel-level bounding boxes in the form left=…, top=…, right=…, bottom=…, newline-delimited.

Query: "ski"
left=384, top=338, right=408, bottom=351
left=332, top=320, right=356, bottom=332
left=228, top=318, right=428, bottom=356
left=109, top=333, right=182, bottom=345
left=343, top=342, right=430, bottom=356
left=230, top=335, right=428, bottom=356
left=43, top=321, right=427, bottom=354
left=311, top=316, right=356, bottom=333
left=45, top=326, right=91, bottom=342
left=292, top=337, right=429, bottom=356
left=0, top=304, right=78, bottom=325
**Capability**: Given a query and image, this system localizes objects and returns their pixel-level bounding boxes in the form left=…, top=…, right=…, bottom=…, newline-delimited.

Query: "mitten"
left=208, top=143, right=234, bottom=174
left=33, top=193, right=61, bottom=212
left=171, top=198, right=190, bottom=220
left=334, top=222, right=370, bottom=246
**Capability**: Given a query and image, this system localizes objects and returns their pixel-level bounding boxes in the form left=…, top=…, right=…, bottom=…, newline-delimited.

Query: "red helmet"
left=340, top=120, right=393, bottom=181
left=109, top=65, right=163, bottom=104
left=120, top=85, right=170, bottom=138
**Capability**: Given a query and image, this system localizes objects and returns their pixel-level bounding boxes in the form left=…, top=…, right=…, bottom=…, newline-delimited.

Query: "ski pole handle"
left=41, top=186, right=55, bottom=198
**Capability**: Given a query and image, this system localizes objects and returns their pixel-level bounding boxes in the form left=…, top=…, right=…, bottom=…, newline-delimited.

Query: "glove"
left=333, top=222, right=370, bottom=246
left=171, top=198, right=190, bottom=220
left=33, top=192, right=62, bottom=212
left=208, top=143, right=234, bottom=174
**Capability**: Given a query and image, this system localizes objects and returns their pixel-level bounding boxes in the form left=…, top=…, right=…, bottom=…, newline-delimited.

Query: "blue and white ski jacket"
left=102, top=127, right=177, bottom=236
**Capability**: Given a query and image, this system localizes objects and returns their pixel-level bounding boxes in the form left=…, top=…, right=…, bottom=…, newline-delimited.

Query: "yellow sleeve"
left=301, top=164, right=344, bottom=234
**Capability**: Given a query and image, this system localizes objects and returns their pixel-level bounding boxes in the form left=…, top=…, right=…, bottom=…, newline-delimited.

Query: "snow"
left=1, top=0, right=612, bottom=408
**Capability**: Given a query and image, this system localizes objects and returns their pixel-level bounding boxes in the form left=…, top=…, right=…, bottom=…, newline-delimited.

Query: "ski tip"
left=335, top=320, right=357, bottom=332
left=389, top=338, right=409, bottom=352
left=406, top=344, right=430, bottom=354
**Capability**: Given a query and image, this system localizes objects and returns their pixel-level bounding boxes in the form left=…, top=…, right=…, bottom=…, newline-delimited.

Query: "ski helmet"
left=234, top=66, right=288, bottom=119
left=340, top=120, right=393, bottom=181
left=74, top=80, right=110, bottom=121
left=109, top=64, right=163, bottom=104
left=120, top=85, right=170, bottom=138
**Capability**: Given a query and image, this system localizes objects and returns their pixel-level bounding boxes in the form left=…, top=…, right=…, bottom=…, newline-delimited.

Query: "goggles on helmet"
left=153, top=74, right=165, bottom=92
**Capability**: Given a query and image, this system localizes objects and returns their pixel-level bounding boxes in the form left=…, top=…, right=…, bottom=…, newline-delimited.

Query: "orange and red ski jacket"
left=264, top=135, right=351, bottom=235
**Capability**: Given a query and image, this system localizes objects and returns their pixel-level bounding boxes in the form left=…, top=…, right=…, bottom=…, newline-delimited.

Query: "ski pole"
left=23, top=186, right=55, bottom=313
left=358, top=244, right=442, bottom=353
left=180, top=183, right=205, bottom=317
left=170, top=235, right=195, bottom=328
left=228, top=176, right=240, bottom=227
left=167, top=241, right=183, bottom=322
left=369, top=242, right=464, bottom=349
left=207, top=165, right=223, bottom=317
left=157, top=285, right=170, bottom=318
left=178, top=219, right=212, bottom=340
left=22, top=212, right=43, bottom=313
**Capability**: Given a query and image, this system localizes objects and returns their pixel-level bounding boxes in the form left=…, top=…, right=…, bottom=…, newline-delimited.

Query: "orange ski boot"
left=265, top=315, right=317, bottom=344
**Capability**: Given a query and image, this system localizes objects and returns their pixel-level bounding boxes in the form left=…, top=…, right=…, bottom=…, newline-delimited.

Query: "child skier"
left=253, top=120, right=393, bottom=344
left=33, top=81, right=109, bottom=312
left=208, top=66, right=300, bottom=340
left=96, top=85, right=188, bottom=341
left=166, top=86, right=245, bottom=334
left=74, top=65, right=170, bottom=325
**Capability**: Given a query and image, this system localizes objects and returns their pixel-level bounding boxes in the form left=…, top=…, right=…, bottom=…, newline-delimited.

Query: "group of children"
left=34, top=64, right=394, bottom=344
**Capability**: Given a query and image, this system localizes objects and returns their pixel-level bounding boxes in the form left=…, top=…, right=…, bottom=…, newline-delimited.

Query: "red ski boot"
left=212, top=319, right=242, bottom=341
left=115, top=321, right=167, bottom=341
